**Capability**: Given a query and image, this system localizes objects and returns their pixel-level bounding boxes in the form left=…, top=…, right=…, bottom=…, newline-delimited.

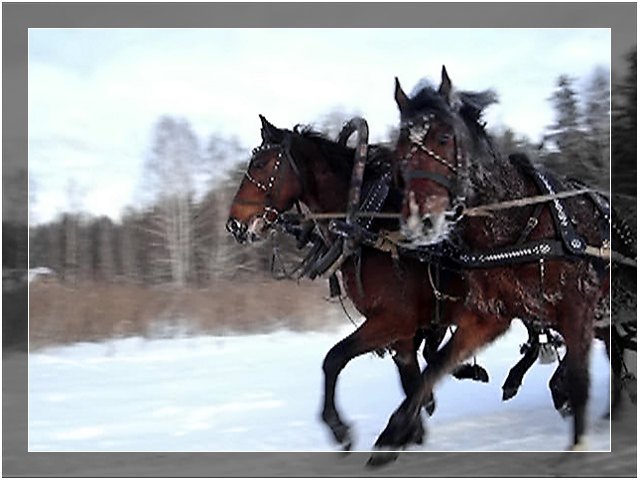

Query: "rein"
left=288, top=188, right=596, bottom=222
left=461, top=188, right=595, bottom=217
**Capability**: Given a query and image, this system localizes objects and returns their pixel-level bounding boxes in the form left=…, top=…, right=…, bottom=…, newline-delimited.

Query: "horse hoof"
left=340, top=434, right=353, bottom=452
left=502, top=386, right=519, bottom=401
left=557, top=402, right=573, bottom=419
left=475, top=366, right=490, bottom=383
left=568, top=439, right=588, bottom=451
left=452, top=363, right=489, bottom=383
left=409, top=421, right=426, bottom=446
left=424, top=396, right=436, bottom=416
left=366, top=450, right=399, bottom=468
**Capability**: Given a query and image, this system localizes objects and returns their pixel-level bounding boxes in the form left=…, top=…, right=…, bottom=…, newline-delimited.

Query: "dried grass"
left=28, top=278, right=351, bottom=349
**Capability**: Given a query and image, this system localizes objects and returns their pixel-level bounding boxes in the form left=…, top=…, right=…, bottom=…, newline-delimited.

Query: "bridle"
left=400, top=112, right=469, bottom=220
left=241, top=137, right=304, bottom=228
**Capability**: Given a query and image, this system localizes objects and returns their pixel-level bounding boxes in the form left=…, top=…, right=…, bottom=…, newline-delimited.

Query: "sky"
left=28, top=28, right=611, bottom=224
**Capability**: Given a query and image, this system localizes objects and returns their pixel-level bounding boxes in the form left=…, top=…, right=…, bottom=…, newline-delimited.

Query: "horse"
left=394, top=69, right=636, bottom=417
left=368, top=66, right=614, bottom=461
left=227, top=114, right=492, bottom=451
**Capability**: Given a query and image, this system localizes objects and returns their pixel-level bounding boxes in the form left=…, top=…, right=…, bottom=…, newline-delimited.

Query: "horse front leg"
left=368, top=310, right=510, bottom=467
left=320, top=318, right=412, bottom=451
left=392, top=337, right=441, bottom=444
left=417, top=325, right=448, bottom=415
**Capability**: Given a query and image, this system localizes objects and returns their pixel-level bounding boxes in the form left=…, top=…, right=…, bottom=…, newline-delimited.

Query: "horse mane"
left=405, top=84, right=513, bottom=204
left=291, top=124, right=393, bottom=183
left=403, top=83, right=454, bottom=123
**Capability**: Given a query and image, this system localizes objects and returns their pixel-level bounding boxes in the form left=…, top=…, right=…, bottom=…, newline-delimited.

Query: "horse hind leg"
left=561, top=314, right=594, bottom=449
left=605, top=327, right=625, bottom=419
left=502, top=322, right=540, bottom=401
left=425, top=324, right=490, bottom=384
left=549, top=357, right=572, bottom=417
left=503, top=340, right=539, bottom=401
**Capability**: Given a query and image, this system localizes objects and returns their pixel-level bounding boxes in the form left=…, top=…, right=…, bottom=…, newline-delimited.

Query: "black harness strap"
left=511, top=155, right=588, bottom=256
left=404, top=170, right=455, bottom=193
left=516, top=203, right=545, bottom=245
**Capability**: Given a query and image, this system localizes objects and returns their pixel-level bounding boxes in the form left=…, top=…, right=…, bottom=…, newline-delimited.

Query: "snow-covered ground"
left=28, top=321, right=611, bottom=452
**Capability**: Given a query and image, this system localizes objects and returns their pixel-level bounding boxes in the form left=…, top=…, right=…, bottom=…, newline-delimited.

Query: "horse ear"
left=438, top=65, right=453, bottom=103
left=259, top=114, right=284, bottom=144
left=394, top=77, right=410, bottom=114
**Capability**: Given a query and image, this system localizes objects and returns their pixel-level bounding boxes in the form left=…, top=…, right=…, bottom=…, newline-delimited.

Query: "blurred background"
left=19, top=28, right=634, bottom=348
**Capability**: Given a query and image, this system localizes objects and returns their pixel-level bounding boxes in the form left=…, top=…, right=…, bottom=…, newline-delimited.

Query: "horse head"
left=394, top=66, right=497, bottom=245
left=226, top=115, right=304, bottom=243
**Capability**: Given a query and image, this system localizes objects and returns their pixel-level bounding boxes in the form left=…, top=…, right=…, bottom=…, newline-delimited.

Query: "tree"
left=491, top=127, right=537, bottom=156
left=61, top=179, right=86, bottom=283
left=544, top=75, right=586, bottom=175
left=142, top=116, right=201, bottom=287
left=612, top=48, right=637, bottom=197
left=95, top=216, right=116, bottom=281
left=583, top=67, right=611, bottom=189
left=119, top=208, right=141, bottom=282
left=542, top=71, right=611, bottom=190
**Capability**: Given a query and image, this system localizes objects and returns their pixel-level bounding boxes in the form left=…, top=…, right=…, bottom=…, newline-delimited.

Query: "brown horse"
left=368, top=66, right=613, bottom=462
left=227, top=115, right=488, bottom=450
left=394, top=69, right=636, bottom=417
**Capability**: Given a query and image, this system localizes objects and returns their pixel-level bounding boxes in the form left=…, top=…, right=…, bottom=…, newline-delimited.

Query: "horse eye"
left=438, top=134, right=452, bottom=145
left=252, top=157, right=269, bottom=170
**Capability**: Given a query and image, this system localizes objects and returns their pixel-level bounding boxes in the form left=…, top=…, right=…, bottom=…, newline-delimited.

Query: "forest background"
left=16, top=49, right=637, bottom=348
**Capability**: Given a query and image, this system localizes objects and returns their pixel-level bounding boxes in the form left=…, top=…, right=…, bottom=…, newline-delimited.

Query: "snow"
left=28, top=267, right=56, bottom=283
left=28, top=321, right=611, bottom=452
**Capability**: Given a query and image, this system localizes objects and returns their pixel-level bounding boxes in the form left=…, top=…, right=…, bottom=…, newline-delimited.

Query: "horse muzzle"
left=226, top=217, right=250, bottom=244
left=226, top=216, right=270, bottom=244
left=401, top=192, right=454, bottom=245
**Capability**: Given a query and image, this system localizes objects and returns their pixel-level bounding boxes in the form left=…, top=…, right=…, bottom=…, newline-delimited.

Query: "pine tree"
left=612, top=48, right=637, bottom=197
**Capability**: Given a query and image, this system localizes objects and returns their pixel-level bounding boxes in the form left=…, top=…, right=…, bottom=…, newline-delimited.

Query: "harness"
left=243, top=140, right=303, bottom=229
left=398, top=115, right=619, bottom=269
left=400, top=114, right=468, bottom=214
left=261, top=119, right=382, bottom=286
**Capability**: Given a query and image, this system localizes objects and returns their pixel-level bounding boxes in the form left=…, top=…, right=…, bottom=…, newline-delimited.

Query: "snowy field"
left=28, top=321, right=611, bottom=453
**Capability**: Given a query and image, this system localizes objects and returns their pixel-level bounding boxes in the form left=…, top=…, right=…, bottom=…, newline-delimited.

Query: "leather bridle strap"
left=242, top=141, right=304, bottom=225
left=401, top=114, right=467, bottom=204
left=404, top=169, right=455, bottom=192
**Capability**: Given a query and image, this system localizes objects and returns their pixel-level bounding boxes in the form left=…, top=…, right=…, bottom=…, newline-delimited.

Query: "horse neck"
left=460, top=148, right=536, bottom=249
left=294, top=144, right=351, bottom=215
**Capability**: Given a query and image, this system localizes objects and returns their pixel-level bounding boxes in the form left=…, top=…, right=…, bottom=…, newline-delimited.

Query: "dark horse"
left=227, top=115, right=490, bottom=450
left=368, top=66, right=615, bottom=462
left=393, top=68, right=636, bottom=418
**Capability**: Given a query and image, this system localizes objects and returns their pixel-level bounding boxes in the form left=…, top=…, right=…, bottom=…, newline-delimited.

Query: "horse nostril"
left=226, top=218, right=237, bottom=234
left=226, top=218, right=245, bottom=237
left=422, top=216, right=433, bottom=231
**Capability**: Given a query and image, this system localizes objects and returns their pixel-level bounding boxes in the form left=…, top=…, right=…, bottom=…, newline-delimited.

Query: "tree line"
left=29, top=120, right=274, bottom=286
left=28, top=56, right=634, bottom=287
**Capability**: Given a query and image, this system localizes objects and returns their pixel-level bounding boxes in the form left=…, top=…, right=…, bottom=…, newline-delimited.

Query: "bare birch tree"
left=142, top=116, right=200, bottom=287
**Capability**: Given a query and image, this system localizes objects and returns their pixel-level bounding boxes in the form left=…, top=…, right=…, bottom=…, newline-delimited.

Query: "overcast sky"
left=28, top=28, right=611, bottom=224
